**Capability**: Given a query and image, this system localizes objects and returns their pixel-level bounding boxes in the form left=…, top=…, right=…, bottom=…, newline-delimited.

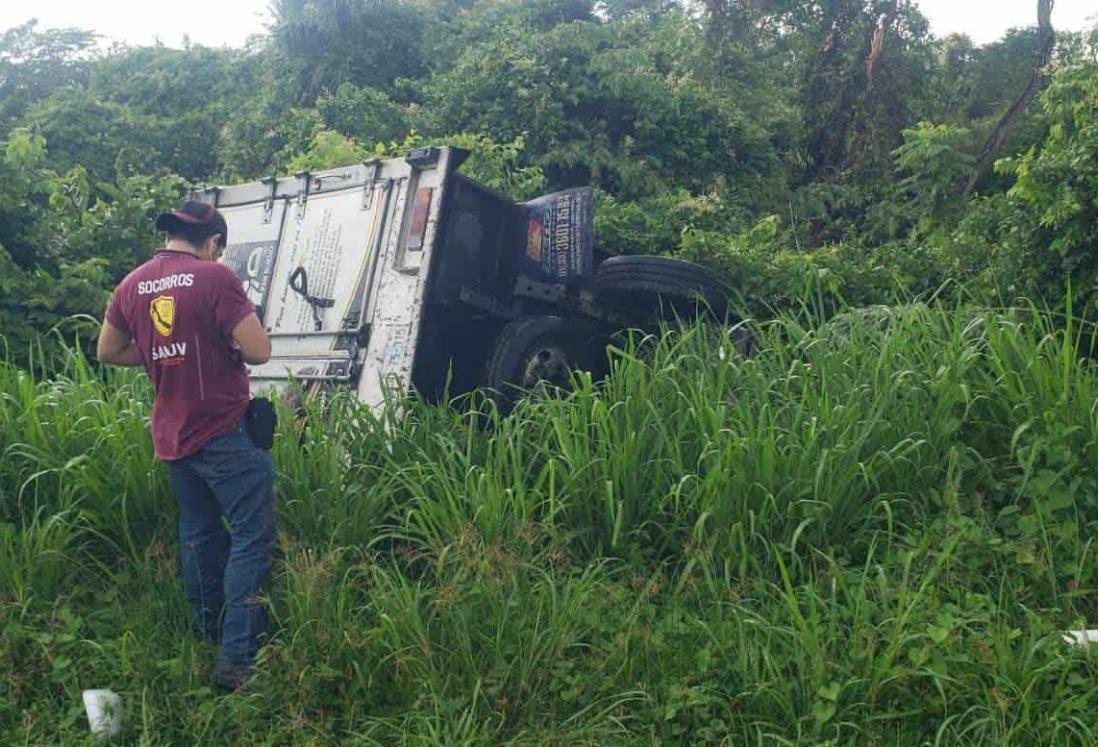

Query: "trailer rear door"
left=196, top=148, right=459, bottom=410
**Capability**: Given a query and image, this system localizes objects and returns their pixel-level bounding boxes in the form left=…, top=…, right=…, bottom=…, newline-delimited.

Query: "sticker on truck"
left=221, top=240, right=279, bottom=320
left=520, top=187, right=594, bottom=282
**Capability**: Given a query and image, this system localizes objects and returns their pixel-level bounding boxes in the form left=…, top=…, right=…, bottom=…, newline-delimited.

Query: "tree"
left=1004, top=62, right=1098, bottom=309
left=962, top=0, right=1056, bottom=196
left=0, top=21, right=96, bottom=132
left=865, top=0, right=900, bottom=93
left=0, top=129, right=179, bottom=366
left=23, top=88, right=156, bottom=183
left=315, top=83, right=411, bottom=146
left=216, top=93, right=323, bottom=180
left=421, top=13, right=781, bottom=203
left=269, top=0, right=427, bottom=102
left=797, top=1, right=935, bottom=182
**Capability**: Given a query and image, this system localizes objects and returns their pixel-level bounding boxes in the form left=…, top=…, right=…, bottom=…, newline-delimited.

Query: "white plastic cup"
left=1062, top=629, right=1098, bottom=647
left=82, top=689, right=123, bottom=738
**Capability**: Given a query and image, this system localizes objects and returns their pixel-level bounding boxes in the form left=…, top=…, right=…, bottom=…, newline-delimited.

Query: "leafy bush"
left=594, top=187, right=747, bottom=257
left=1003, top=62, right=1098, bottom=314
left=929, top=62, right=1098, bottom=316
left=371, top=131, right=548, bottom=200
left=315, top=83, right=411, bottom=147
left=420, top=14, right=782, bottom=202
left=0, top=129, right=182, bottom=365
left=217, top=95, right=325, bottom=181
left=679, top=215, right=947, bottom=316
left=890, top=122, right=976, bottom=229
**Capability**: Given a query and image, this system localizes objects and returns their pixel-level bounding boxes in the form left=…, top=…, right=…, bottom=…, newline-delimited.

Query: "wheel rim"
left=521, top=346, right=572, bottom=389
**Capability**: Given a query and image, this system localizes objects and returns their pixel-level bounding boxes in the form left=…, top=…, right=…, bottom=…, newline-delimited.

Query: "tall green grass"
left=2, top=303, right=1098, bottom=744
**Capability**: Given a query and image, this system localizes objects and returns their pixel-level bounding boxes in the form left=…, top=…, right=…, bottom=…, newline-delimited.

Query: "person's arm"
left=96, top=320, right=144, bottom=367
left=231, top=312, right=271, bottom=365
left=213, top=264, right=270, bottom=366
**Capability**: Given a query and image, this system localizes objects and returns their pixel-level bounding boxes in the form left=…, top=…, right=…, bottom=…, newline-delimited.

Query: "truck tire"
left=486, top=316, right=607, bottom=411
left=594, top=255, right=730, bottom=319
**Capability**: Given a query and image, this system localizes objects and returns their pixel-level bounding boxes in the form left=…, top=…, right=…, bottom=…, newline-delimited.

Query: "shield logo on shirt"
left=150, top=296, right=175, bottom=337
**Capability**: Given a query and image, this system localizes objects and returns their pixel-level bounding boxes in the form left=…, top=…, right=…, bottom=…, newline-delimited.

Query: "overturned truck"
left=193, top=147, right=730, bottom=408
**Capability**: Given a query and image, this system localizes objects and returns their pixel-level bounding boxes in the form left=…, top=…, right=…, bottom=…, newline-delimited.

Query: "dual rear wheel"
left=593, top=255, right=730, bottom=319
left=486, top=316, right=606, bottom=410
left=485, top=256, right=737, bottom=409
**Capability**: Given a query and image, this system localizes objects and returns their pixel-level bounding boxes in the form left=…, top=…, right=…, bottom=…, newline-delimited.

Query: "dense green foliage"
left=0, top=6, right=1096, bottom=362
left=4, top=310, right=1098, bottom=743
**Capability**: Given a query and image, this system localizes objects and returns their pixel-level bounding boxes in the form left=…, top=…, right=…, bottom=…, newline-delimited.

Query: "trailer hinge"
left=200, top=185, right=221, bottom=207
left=295, top=171, right=311, bottom=219
left=262, top=175, right=277, bottom=224
left=356, top=323, right=372, bottom=349
left=361, top=159, right=381, bottom=210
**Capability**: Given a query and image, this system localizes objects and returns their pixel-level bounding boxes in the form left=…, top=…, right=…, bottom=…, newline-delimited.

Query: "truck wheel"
left=487, top=316, right=606, bottom=411
left=594, top=255, right=730, bottom=319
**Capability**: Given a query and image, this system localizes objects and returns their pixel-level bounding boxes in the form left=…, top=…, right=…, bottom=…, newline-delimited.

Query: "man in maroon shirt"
left=97, top=201, right=275, bottom=692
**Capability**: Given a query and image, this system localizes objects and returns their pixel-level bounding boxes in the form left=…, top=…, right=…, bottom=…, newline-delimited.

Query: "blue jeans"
left=167, top=418, right=276, bottom=666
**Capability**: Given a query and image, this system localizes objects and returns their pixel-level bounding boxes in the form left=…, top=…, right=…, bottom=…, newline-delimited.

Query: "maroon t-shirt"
left=106, top=250, right=256, bottom=461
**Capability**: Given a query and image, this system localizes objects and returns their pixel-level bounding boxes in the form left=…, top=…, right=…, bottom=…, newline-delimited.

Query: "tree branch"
left=865, top=0, right=900, bottom=94
left=961, top=0, right=1056, bottom=196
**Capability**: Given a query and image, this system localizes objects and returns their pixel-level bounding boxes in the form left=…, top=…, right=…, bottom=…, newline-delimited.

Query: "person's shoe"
left=211, top=659, right=254, bottom=693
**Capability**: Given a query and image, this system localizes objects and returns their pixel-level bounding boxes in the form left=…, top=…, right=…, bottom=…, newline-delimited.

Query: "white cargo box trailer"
left=191, top=146, right=732, bottom=410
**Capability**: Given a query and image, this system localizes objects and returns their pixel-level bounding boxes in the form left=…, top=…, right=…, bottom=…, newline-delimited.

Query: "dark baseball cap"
left=155, top=201, right=228, bottom=246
